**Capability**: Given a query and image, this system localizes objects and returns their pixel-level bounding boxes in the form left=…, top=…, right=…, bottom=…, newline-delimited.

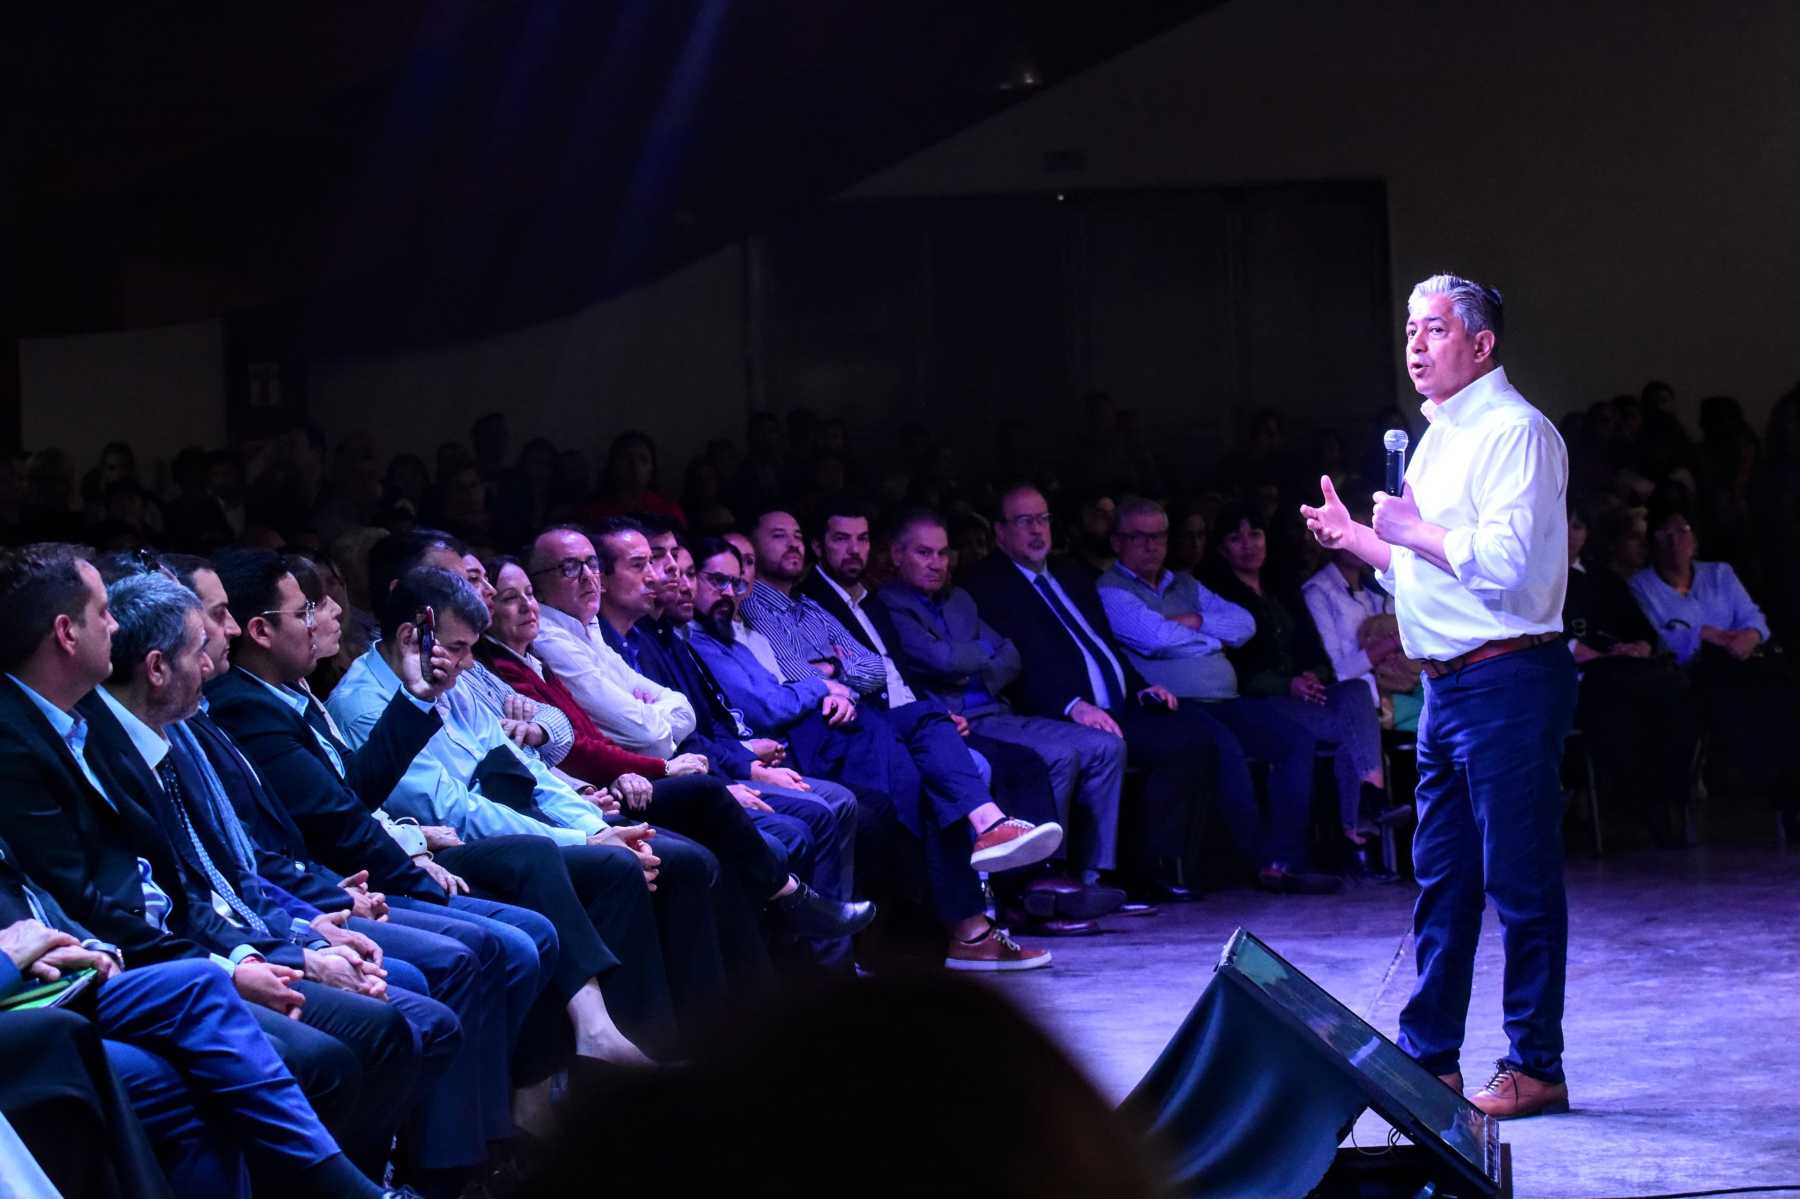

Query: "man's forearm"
left=1345, top=521, right=1393, bottom=573
left=1393, top=522, right=1454, bottom=577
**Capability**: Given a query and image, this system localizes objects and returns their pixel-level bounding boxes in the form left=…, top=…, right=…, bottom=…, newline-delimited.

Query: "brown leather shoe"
left=970, top=818, right=1063, bottom=874
left=1469, top=1061, right=1569, bottom=1119
left=944, top=923, right=1052, bottom=972
left=1437, top=1071, right=1464, bottom=1094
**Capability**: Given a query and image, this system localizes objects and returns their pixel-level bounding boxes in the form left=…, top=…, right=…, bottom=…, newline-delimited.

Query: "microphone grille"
left=1383, top=428, right=1410, bottom=453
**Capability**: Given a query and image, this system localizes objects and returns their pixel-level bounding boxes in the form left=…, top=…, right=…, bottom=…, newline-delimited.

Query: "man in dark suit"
left=800, top=499, right=1129, bottom=930
left=209, top=548, right=679, bottom=1062
left=0, top=545, right=413, bottom=1197
left=85, top=568, right=509, bottom=1192
left=962, top=485, right=1337, bottom=895
left=0, top=866, right=406, bottom=1198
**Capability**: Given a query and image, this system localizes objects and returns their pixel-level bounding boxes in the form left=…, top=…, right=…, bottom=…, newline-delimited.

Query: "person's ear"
left=51, top=613, right=79, bottom=657
left=1473, top=330, right=1496, bottom=362
left=145, top=649, right=169, bottom=689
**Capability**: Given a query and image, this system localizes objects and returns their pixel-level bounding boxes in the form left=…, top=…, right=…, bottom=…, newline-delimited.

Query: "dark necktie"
left=1032, top=574, right=1122, bottom=709
left=158, top=756, right=269, bottom=936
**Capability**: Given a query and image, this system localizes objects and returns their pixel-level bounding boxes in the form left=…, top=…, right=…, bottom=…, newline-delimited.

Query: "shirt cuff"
left=549, top=825, right=589, bottom=847
left=1441, top=525, right=1479, bottom=582
left=1062, top=697, right=1083, bottom=717
left=397, top=689, right=435, bottom=713
left=289, top=916, right=317, bottom=941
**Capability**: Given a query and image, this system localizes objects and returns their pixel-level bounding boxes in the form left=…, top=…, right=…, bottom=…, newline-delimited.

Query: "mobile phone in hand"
left=416, top=606, right=436, bottom=679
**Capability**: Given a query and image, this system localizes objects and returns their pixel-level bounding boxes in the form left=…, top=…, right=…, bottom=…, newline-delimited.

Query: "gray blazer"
left=876, top=583, right=1021, bottom=715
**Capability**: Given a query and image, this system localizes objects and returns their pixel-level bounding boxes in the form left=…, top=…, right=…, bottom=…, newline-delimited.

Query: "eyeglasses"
left=1003, top=512, right=1053, bottom=530
left=700, top=571, right=750, bottom=595
left=1654, top=525, right=1695, bottom=541
left=1116, top=530, right=1169, bottom=544
left=256, top=600, right=317, bottom=629
left=530, top=556, right=602, bottom=580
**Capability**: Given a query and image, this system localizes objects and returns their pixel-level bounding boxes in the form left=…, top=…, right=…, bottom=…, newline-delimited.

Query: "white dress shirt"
left=532, top=603, right=697, bottom=757
left=1376, top=366, right=1569, bottom=661
left=1300, top=563, right=1391, bottom=705
left=813, top=571, right=917, bottom=707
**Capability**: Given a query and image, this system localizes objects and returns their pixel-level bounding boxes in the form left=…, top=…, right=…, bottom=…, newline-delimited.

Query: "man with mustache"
left=1301, top=273, right=1575, bottom=1119
left=803, top=499, right=1126, bottom=932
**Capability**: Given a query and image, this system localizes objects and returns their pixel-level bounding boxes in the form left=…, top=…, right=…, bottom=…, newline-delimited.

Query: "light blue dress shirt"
left=1627, top=561, right=1771, bottom=665
left=326, top=648, right=605, bottom=846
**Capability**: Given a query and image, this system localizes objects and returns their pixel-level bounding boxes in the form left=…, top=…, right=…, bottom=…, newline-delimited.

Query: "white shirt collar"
left=95, top=686, right=171, bottom=771
left=1420, top=365, right=1509, bottom=428
left=815, top=568, right=864, bottom=608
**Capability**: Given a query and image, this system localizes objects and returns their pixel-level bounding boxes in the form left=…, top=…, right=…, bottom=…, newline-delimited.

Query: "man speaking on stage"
left=1301, top=273, right=1576, bottom=1120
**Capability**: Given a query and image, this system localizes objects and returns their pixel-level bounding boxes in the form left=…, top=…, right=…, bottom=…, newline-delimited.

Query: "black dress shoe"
left=1020, top=877, right=1127, bottom=920
left=1001, top=907, right=1103, bottom=936
left=770, top=883, right=877, bottom=938
left=1151, top=879, right=1197, bottom=903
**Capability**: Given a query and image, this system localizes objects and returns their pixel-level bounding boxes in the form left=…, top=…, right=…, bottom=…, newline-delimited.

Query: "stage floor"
left=990, top=842, right=1800, bottom=1199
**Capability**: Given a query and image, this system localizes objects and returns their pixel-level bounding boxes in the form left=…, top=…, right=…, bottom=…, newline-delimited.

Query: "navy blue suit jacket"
left=0, top=676, right=207, bottom=968
left=204, top=667, right=446, bottom=904
left=961, top=554, right=1153, bottom=719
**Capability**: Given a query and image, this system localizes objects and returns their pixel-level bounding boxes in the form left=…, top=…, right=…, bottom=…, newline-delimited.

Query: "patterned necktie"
left=1031, top=574, right=1123, bottom=708
left=158, top=757, right=268, bottom=936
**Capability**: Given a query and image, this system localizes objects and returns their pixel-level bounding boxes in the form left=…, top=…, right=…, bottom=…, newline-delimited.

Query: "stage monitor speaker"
left=1121, top=929, right=1506, bottom=1199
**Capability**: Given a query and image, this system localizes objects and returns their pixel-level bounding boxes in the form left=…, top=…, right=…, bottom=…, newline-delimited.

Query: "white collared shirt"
left=1376, top=366, right=1569, bottom=661
left=531, top=603, right=696, bottom=758
left=813, top=571, right=917, bottom=708
left=1010, top=559, right=1130, bottom=712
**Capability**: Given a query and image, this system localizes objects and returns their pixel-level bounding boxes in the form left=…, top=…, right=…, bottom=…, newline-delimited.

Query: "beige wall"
left=308, top=246, right=750, bottom=479
left=18, top=318, right=226, bottom=487
left=852, top=0, right=1800, bottom=432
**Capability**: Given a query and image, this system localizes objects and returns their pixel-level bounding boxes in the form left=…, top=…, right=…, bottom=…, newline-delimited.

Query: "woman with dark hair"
left=1203, top=502, right=1385, bottom=844
left=1630, top=497, right=1796, bottom=826
left=582, top=431, right=686, bottom=525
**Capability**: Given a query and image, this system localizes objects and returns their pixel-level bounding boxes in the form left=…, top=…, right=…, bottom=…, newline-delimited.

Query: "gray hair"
left=1408, top=273, right=1504, bottom=342
left=1113, top=496, right=1167, bottom=532
left=107, top=571, right=202, bottom=680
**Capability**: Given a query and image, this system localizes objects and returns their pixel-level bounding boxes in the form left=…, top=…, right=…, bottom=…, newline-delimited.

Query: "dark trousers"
left=281, top=979, right=424, bottom=1172
left=1398, top=640, right=1577, bottom=1084
left=95, top=960, right=342, bottom=1185
left=1575, top=655, right=1699, bottom=839
left=105, top=1040, right=248, bottom=1199
left=1198, top=697, right=1320, bottom=869
left=758, top=775, right=858, bottom=967
left=0, top=1007, right=175, bottom=1199
left=550, top=842, right=682, bottom=1058
left=1112, top=703, right=1226, bottom=875
left=355, top=914, right=504, bottom=1163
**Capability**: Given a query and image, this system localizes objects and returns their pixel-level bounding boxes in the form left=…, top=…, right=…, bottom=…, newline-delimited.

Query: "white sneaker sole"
left=943, top=950, right=1054, bottom=972
left=969, top=822, right=1064, bottom=874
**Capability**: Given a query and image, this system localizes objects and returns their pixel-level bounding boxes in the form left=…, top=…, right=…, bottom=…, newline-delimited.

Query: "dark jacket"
left=601, top=621, right=757, bottom=781
left=1200, top=567, right=1332, bottom=698
left=186, top=710, right=353, bottom=913
left=797, top=568, right=917, bottom=712
left=204, top=666, right=447, bottom=904
left=76, top=692, right=306, bottom=969
left=0, top=675, right=206, bottom=968
left=961, top=554, right=1151, bottom=718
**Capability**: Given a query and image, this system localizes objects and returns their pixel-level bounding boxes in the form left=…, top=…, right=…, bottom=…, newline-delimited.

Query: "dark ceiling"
left=7, top=2, right=1220, bottom=358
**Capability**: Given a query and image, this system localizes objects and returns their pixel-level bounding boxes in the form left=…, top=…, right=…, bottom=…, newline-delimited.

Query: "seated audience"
left=876, top=508, right=1135, bottom=926
left=582, top=431, right=686, bottom=525
left=205, top=548, right=668, bottom=1064
left=1630, top=500, right=1797, bottom=822
left=687, top=536, right=1057, bottom=970
left=1298, top=498, right=1425, bottom=733
left=1562, top=509, right=1700, bottom=845
left=1202, top=501, right=1386, bottom=850
left=966, top=486, right=1338, bottom=895
left=0, top=544, right=425, bottom=1190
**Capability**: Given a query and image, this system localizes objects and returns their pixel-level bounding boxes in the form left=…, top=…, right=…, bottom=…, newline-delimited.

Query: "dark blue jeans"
left=1398, top=639, right=1577, bottom=1084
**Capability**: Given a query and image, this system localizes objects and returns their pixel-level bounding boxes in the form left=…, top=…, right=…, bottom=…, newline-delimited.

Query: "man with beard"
left=690, top=536, right=1053, bottom=972
left=590, top=522, right=871, bottom=964
left=800, top=498, right=1124, bottom=933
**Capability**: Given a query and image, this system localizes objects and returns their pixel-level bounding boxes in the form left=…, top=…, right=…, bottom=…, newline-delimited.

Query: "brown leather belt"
left=1420, top=632, right=1561, bottom=680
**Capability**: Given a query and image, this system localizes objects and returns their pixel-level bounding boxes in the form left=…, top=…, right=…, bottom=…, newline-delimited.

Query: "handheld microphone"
left=1383, top=429, right=1409, bottom=496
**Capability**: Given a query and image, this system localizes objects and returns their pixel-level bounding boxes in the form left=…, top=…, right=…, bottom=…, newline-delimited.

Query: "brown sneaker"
left=1438, top=1071, right=1464, bottom=1094
left=1469, top=1061, right=1569, bottom=1119
left=944, top=923, right=1052, bottom=972
left=970, top=818, right=1063, bottom=873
